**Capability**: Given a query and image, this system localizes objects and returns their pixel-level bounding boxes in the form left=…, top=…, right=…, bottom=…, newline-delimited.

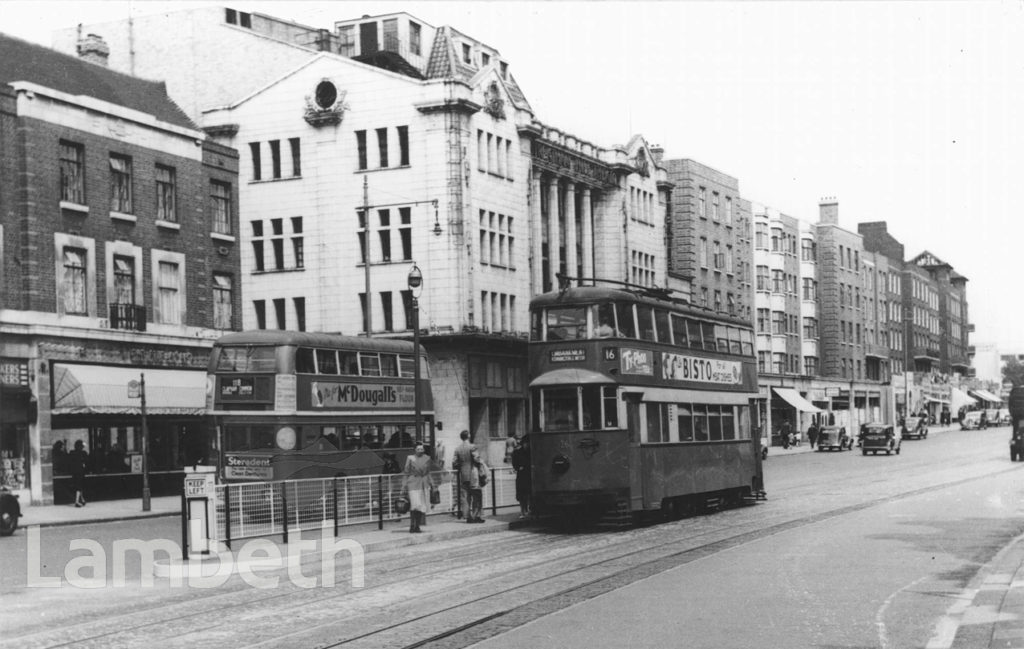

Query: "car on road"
left=901, top=416, right=928, bottom=440
left=861, top=424, right=901, bottom=455
left=1011, top=429, right=1024, bottom=462
left=0, top=486, right=19, bottom=536
left=961, top=411, right=987, bottom=430
left=817, top=426, right=851, bottom=452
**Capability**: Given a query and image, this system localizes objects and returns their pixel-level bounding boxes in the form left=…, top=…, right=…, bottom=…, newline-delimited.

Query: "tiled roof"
left=423, top=26, right=532, bottom=112
left=352, top=50, right=425, bottom=80
left=0, top=32, right=195, bottom=130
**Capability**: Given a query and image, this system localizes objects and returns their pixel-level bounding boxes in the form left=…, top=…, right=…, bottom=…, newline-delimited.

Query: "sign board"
left=224, top=454, right=273, bottom=480
left=127, top=379, right=140, bottom=399
left=184, top=474, right=215, bottom=497
left=130, top=454, right=143, bottom=473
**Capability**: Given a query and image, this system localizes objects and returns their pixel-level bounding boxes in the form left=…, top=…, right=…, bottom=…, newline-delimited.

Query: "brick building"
left=0, top=33, right=240, bottom=504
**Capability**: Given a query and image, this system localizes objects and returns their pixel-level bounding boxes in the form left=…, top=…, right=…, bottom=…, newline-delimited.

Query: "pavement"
left=12, top=422, right=1023, bottom=648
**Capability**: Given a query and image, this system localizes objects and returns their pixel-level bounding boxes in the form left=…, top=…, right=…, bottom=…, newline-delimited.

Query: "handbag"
left=429, top=487, right=441, bottom=505
left=477, top=468, right=488, bottom=488
left=394, top=495, right=410, bottom=514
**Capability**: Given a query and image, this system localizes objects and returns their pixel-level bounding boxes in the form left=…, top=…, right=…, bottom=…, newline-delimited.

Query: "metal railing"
left=211, top=466, right=518, bottom=544
left=109, top=303, right=147, bottom=331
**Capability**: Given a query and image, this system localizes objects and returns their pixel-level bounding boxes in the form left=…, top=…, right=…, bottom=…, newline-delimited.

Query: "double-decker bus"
left=528, top=280, right=764, bottom=523
left=206, top=330, right=434, bottom=482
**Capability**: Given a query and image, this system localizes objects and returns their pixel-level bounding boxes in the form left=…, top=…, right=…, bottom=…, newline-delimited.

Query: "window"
left=249, top=142, right=262, bottom=180
left=155, top=165, right=176, bottom=222
left=802, top=277, right=816, bottom=300
left=804, top=356, right=818, bottom=376
left=803, top=317, right=818, bottom=339
left=339, top=25, right=355, bottom=56
left=376, top=128, right=389, bottom=167
left=156, top=261, right=181, bottom=324
left=291, top=217, right=304, bottom=269
left=252, top=221, right=265, bottom=272
left=755, top=222, right=767, bottom=249
left=109, top=154, right=132, bottom=213
left=772, top=269, right=784, bottom=293
left=725, top=197, right=732, bottom=225
left=410, top=22, right=421, bottom=55
left=113, top=255, right=135, bottom=305
left=712, top=241, right=722, bottom=270
left=381, top=291, right=393, bottom=331
left=771, top=228, right=782, bottom=252
left=59, top=141, right=84, bottom=204
left=801, top=238, right=816, bottom=261
left=399, top=207, right=412, bottom=261
left=698, top=187, right=707, bottom=218
left=273, top=298, right=286, bottom=329
left=699, top=238, right=708, bottom=269
left=397, top=126, right=409, bottom=166
left=289, top=138, right=301, bottom=177
left=62, top=247, right=88, bottom=314
left=356, top=131, right=367, bottom=170
left=462, top=43, right=472, bottom=64
left=271, top=218, right=284, bottom=270
left=771, top=311, right=785, bottom=335
left=294, top=297, right=306, bottom=332
left=211, top=181, right=232, bottom=235
left=269, top=140, right=281, bottom=179
left=712, top=192, right=720, bottom=221
left=756, top=265, right=769, bottom=291
left=213, top=274, right=232, bottom=329
left=254, top=300, right=266, bottom=329
left=756, top=308, right=769, bottom=333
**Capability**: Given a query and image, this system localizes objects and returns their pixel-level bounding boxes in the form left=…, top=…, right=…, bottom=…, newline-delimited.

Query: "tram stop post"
left=183, top=466, right=217, bottom=559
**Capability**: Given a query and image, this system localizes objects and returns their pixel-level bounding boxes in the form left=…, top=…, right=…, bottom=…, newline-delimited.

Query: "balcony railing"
left=108, top=303, right=146, bottom=332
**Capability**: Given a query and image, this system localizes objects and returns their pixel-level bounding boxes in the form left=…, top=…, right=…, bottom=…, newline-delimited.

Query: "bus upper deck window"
left=339, top=352, right=359, bottom=375
left=739, top=329, right=754, bottom=356
left=671, top=315, right=688, bottom=347
left=296, top=347, right=316, bottom=373
left=654, top=309, right=671, bottom=343
left=546, top=307, right=586, bottom=341
left=701, top=322, right=717, bottom=351
left=316, top=349, right=339, bottom=374
left=380, top=354, right=399, bottom=377
left=715, top=324, right=729, bottom=352
left=686, top=319, right=702, bottom=349
left=615, top=302, right=637, bottom=338
left=728, top=327, right=743, bottom=355
left=360, top=352, right=382, bottom=376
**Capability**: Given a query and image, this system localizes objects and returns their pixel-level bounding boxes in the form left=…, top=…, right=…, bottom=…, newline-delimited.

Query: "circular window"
left=314, top=81, right=338, bottom=109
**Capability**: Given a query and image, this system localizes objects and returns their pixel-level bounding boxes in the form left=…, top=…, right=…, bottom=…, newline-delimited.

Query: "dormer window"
left=500, top=61, right=508, bottom=79
left=481, top=53, right=490, bottom=67
left=462, top=43, right=472, bottom=64
left=409, top=22, right=421, bottom=56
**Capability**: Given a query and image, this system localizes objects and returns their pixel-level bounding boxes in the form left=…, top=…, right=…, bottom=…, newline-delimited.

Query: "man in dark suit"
left=451, top=430, right=484, bottom=522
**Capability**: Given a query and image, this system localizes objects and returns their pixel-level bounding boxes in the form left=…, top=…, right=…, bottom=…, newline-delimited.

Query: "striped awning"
left=51, top=363, right=207, bottom=416
left=969, top=389, right=1002, bottom=404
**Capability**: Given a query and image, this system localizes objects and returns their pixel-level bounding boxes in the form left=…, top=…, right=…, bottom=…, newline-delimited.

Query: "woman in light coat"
left=403, top=444, right=433, bottom=533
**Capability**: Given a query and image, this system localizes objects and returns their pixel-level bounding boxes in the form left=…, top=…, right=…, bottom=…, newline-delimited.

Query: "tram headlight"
left=551, top=454, right=570, bottom=474
left=276, top=426, right=297, bottom=450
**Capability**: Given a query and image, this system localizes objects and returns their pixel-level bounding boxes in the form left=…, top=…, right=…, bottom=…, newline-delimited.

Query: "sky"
left=4, top=0, right=1024, bottom=352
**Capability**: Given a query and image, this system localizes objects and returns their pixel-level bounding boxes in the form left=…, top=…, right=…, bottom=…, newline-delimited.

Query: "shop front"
left=0, top=358, right=32, bottom=498
left=47, top=363, right=209, bottom=504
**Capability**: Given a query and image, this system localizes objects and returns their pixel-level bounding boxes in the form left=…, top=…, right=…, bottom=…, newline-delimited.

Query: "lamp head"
left=407, top=264, right=423, bottom=295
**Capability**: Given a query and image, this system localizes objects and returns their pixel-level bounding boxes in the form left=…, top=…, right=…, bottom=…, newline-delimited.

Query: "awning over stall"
left=51, top=363, right=207, bottom=416
left=951, top=387, right=977, bottom=411
left=969, top=389, right=1002, bottom=404
left=772, top=387, right=823, bottom=413
left=529, top=368, right=612, bottom=387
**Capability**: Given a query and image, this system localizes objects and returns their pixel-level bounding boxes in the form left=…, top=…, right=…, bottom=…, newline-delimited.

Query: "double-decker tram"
left=528, top=279, right=764, bottom=524
left=206, top=330, right=434, bottom=482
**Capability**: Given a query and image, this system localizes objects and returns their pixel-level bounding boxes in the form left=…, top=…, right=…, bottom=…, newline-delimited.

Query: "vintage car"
left=861, top=424, right=901, bottom=455
left=817, top=426, right=851, bottom=452
left=961, top=411, right=988, bottom=430
left=1011, top=428, right=1024, bottom=462
left=993, top=409, right=1012, bottom=426
left=0, top=486, right=19, bottom=536
left=901, top=416, right=928, bottom=440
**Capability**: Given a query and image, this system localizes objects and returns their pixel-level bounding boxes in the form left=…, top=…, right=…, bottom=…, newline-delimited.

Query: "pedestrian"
left=452, top=430, right=484, bottom=523
left=780, top=420, right=791, bottom=449
left=511, top=435, right=532, bottom=518
left=807, top=422, right=819, bottom=449
left=69, top=440, right=89, bottom=507
left=403, top=444, right=434, bottom=533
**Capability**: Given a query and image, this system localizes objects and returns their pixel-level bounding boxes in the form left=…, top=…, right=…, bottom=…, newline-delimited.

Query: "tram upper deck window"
left=216, top=346, right=277, bottom=372
left=546, top=307, right=586, bottom=341
left=398, top=354, right=415, bottom=378
left=686, top=319, right=702, bottom=349
left=654, top=309, right=671, bottom=343
left=715, top=324, right=729, bottom=352
left=727, top=328, right=743, bottom=355
left=360, top=352, right=382, bottom=376
left=638, top=306, right=656, bottom=341
left=739, top=329, right=754, bottom=356
left=530, top=310, right=542, bottom=341
left=678, top=406, right=693, bottom=441
left=671, top=314, right=688, bottom=347
left=593, top=303, right=617, bottom=338
left=316, top=349, right=339, bottom=374
left=339, top=351, right=359, bottom=375
left=616, top=302, right=637, bottom=338
left=380, top=353, right=399, bottom=377
left=701, top=322, right=717, bottom=351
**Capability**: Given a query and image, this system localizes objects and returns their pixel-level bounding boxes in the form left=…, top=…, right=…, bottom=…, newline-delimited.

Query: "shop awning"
left=925, top=397, right=950, bottom=404
left=951, top=388, right=977, bottom=410
left=639, top=387, right=759, bottom=405
left=51, top=364, right=207, bottom=416
left=529, top=368, right=612, bottom=387
left=773, top=387, right=823, bottom=413
left=969, top=389, right=1002, bottom=404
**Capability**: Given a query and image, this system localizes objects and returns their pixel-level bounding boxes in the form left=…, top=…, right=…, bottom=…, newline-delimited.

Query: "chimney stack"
left=77, top=33, right=110, bottom=67
left=819, top=196, right=838, bottom=225
left=650, top=145, right=664, bottom=165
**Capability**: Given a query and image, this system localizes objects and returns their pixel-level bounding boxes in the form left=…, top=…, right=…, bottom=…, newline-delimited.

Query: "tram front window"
left=543, top=387, right=578, bottom=431
left=593, top=303, right=617, bottom=338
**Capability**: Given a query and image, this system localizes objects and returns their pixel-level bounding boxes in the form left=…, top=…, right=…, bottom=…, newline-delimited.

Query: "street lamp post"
left=407, top=264, right=423, bottom=443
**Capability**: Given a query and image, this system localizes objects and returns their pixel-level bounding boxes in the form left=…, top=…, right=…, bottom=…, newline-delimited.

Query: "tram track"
left=9, top=458, right=1019, bottom=649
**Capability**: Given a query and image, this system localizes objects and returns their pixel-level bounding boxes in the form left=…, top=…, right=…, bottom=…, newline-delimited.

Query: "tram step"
left=595, top=500, right=632, bottom=529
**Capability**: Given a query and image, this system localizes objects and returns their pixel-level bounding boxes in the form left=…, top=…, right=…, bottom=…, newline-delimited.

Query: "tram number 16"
left=603, top=348, right=618, bottom=361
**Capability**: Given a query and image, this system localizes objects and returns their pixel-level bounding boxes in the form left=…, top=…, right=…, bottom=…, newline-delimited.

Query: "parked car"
left=994, top=409, right=1012, bottom=426
left=901, top=416, right=928, bottom=440
left=817, top=426, right=851, bottom=452
left=961, top=411, right=987, bottom=430
left=861, top=424, right=901, bottom=455
left=1011, top=429, right=1024, bottom=462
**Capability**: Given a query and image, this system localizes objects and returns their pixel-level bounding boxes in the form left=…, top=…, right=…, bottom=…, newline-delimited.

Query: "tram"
left=206, top=330, right=434, bottom=482
left=528, top=278, right=764, bottom=524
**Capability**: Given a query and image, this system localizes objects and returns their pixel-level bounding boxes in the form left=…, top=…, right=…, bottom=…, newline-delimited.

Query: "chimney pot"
left=77, top=33, right=110, bottom=66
